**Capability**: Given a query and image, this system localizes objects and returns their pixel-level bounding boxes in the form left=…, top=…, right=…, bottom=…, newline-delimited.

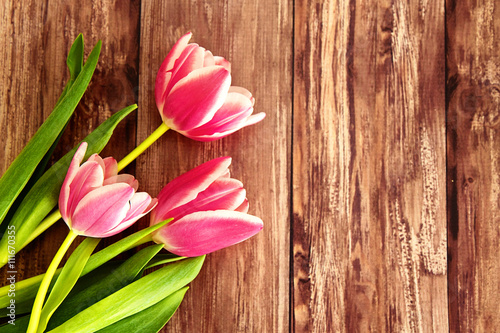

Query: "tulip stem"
left=117, top=123, right=170, bottom=172
left=27, top=230, right=78, bottom=333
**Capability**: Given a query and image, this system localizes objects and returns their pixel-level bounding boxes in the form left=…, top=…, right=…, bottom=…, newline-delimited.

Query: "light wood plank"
left=293, top=0, right=448, bottom=331
left=446, top=0, right=500, bottom=331
left=138, top=1, right=292, bottom=331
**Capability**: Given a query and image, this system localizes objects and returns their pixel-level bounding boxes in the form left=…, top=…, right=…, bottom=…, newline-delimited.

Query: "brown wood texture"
left=293, top=0, right=448, bottom=331
left=0, top=0, right=498, bottom=332
left=446, top=0, right=500, bottom=331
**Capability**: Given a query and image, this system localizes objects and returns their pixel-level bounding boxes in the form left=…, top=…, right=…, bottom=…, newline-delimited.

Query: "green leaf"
left=0, top=39, right=101, bottom=226
left=48, top=256, right=205, bottom=333
left=37, top=237, right=100, bottom=332
left=0, top=35, right=85, bottom=236
left=81, top=219, right=171, bottom=275
left=96, top=287, right=189, bottom=333
left=67, top=34, right=84, bottom=82
left=46, top=244, right=164, bottom=329
left=0, top=104, right=137, bottom=267
left=0, top=314, right=30, bottom=332
left=0, top=220, right=170, bottom=313
left=145, top=253, right=185, bottom=269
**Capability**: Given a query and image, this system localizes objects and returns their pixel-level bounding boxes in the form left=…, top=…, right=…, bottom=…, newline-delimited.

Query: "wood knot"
left=458, top=84, right=500, bottom=128
left=459, top=87, right=483, bottom=116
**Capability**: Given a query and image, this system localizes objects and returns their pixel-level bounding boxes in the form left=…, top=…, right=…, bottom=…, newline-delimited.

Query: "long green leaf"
left=0, top=40, right=101, bottom=226
left=48, top=256, right=205, bottom=333
left=37, top=238, right=100, bottom=332
left=0, top=35, right=86, bottom=238
left=81, top=219, right=171, bottom=275
left=0, top=314, right=30, bottom=332
left=96, top=287, right=189, bottom=333
left=46, top=244, right=164, bottom=329
left=0, top=220, right=170, bottom=313
left=66, top=34, right=85, bottom=82
left=0, top=104, right=137, bottom=266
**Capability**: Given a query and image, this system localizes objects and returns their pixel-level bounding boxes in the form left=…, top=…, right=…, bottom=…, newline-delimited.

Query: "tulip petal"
left=203, top=50, right=215, bottom=67
left=98, top=194, right=157, bottom=238
left=214, top=56, right=231, bottom=72
left=235, top=198, right=249, bottom=213
left=154, top=210, right=263, bottom=257
left=228, top=86, right=252, bottom=100
left=229, top=86, right=254, bottom=106
left=103, top=174, right=139, bottom=190
left=162, top=66, right=231, bottom=131
left=71, top=183, right=135, bottom=236
left=186, top=112, right=266, bottom=142
left=164, top=44, right=204, bottom=99
left=244, top=112, right=267, bottom=126
left=87, top=154, right=106, bottom=172
left=59, top=142, right=88, bottom=221
left=166, top=178, right=246, bottom=221
left=67, top=161, right=105, bottom=217
left=186, top=92, right=253, bottom=137
left=103, top=157, right=118, bottom=179
left=155, top=32, right=192, bottom=110
left=151, top=157, right=231, bottom=224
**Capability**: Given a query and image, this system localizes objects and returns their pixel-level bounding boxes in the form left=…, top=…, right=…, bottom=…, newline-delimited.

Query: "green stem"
left=27, top=230, right=78, bottom=333
left=117, top=122, right=169, bottom=171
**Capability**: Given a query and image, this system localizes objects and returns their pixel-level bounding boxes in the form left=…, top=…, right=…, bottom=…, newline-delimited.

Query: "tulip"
left=28, top=142, right=157, bottom=333
left=59, top=142, right=157, bottom=237
left=150, top=157, right=263, bottom=257
left=154, top=32, right=265, bottom=141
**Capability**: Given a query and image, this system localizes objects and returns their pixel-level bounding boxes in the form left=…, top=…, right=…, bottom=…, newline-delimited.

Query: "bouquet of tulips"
left=0, top=32, right=264, bottom=332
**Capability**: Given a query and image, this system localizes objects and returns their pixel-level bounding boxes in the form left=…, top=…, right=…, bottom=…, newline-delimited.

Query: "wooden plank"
left=138, top=1, right=292, bottom=332
left=446, top=0, right=500, bottom=331
left=293, top=0, right=448, bottom=331
left=0, top=0, right=140, bottom=277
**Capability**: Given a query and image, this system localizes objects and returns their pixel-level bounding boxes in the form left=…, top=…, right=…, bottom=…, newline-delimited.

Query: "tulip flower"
left=116, top=33, right=265, bottom=171
left=154, top=32, right=265, bottom=142
left=150, top=157, right=263, bottom=257
left=27, top=142, right=156, bottom=333
left=59, top=142, right=157, bottom=237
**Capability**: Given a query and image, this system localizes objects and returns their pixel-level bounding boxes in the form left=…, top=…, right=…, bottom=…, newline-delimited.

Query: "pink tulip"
left=59, top=142, right=157, bottom=237
left=150, top=157, right=263, bottom=257
left=155, top=32, right=265, bottom=142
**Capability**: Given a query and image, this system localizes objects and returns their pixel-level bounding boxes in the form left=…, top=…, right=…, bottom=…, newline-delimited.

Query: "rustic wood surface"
left=0, top=0, right=498, bottom=332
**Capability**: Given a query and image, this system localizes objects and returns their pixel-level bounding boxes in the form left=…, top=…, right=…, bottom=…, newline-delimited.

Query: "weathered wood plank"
left=138, top=1, right=292, bottom=332
left=0, top=0, right=140, bottom=277
left=446, top=0, right=500, bottom=331
left=293, top=0, right=448, bottom=331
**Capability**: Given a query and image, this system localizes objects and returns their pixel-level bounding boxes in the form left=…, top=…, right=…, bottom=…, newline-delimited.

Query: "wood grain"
left=137, top=1, right=292, bottom=332
left=446, top=0, right=500, bottom=331
left=1, top=0, right=500, bottom=332
left=293, top=0, right=448, bottom=331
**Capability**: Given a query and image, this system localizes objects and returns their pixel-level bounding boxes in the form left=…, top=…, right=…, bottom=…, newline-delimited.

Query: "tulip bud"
left=59, top=143, right=157, bottom=237
left=155, top=33, right=265, bottom=141
left=151, top=157, right=263, bottom=256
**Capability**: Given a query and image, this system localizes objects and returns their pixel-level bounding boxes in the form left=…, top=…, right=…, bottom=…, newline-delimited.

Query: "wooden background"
left=0, top=0, right=499, bottom=332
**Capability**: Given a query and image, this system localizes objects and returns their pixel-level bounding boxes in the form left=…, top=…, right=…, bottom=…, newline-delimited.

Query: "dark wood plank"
left=446, top=0, right=500, bottom=331
left=293, top=0, right=448, bottom=331
left=138, top=1, right=292, bottom=332
left=0, top=0, right=140, bottom=277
